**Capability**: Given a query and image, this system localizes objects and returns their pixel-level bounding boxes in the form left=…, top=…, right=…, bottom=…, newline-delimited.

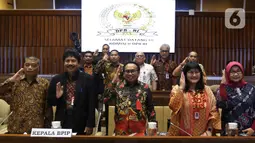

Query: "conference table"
left=0, top=134, right=255, bottom=143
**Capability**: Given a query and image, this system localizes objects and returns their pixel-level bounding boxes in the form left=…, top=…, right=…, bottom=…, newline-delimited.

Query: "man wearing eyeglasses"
left=135, top=52, right=158, bottom=91
left=104, top=62, right=156, bottom=136
left=150, top=44, right=177, bottom=91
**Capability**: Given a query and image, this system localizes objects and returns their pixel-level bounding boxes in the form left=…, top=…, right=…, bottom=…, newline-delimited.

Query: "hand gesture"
left=150, top=55, right=157, bottom=65
left=112, top=65, right=121, bottom=83
left=102, top=54, right=109, bottom=61
left=93, top=49, right=99, bottom=57
left=181, top=57, right=189, bottom=66
left=56, top=82, right=63, bottom=99
left=180, top=72, right=185, bottom=90
left=200, top=131, right=212, bottom=136
left=221, top=69, right=226, bottom=84
left=242, top=128, right=254, bottom=136
left=85, top=127, right=93, bottom=135
left=9, top=68, right=25, bottom=82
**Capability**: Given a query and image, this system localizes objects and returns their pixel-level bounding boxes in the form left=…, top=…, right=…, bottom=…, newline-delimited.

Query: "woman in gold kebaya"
left=168, top=62, right=221, bottom=136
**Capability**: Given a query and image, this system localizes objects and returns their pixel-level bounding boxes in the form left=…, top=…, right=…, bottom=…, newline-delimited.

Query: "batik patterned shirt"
left=153, top=58, right=177, bottom=91
left=104, top=80, right=156, bottom=135
left=94, top=59, right=123, bottom=88
left=0, top=77, right=50, bottom=134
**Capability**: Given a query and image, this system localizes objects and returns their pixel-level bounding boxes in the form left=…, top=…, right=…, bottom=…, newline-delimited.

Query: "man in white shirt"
left=135, top=52, right=158, bottom=91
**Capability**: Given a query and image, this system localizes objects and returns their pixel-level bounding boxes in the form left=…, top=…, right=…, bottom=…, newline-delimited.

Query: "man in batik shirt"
left=151, top=44, right=177, bottom=91
left=0, top=57, right=51, bottom=134
left=172, top=51, right=207, bottom=84
left=94, top=50, right=124, bottom=89
left=82, top=51, right=94, bottom=75
left=104, top=62, right=156, bottom=136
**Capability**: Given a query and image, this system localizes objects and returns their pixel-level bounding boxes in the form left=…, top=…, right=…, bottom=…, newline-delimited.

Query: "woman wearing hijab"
left=217, top=61, right=255, bottom=136
left=168, top=62, right=221, bottom=136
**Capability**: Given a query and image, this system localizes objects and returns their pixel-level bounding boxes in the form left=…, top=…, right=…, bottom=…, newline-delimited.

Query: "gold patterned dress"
left=168, top=85, right=221, bottom=136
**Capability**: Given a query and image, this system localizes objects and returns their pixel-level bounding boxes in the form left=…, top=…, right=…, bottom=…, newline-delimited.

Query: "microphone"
left=169, top=122, right=193, bottom=136
left=0, top=111, right=13, bottom=125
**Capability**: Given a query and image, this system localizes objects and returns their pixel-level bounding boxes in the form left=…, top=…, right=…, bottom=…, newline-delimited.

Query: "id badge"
left=143, top=75, right=146, bottom=81
left=143, top=72, right=146, bottom=81
left=165, top=73, right=169, bottom=79
left=194, top=112, right=200, bottom=120
left=71, top=96, right=75, bottom=106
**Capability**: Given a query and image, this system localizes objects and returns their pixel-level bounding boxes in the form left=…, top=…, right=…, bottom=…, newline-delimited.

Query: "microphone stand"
left=170, top=122, right=193, bottom=136
left=0, top=111, right=13, bottom=125
left=95, top=94, right=103, bottom=134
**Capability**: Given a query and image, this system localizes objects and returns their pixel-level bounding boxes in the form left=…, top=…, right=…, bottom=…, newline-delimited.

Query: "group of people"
left=0, top=43, right=254, bottom=136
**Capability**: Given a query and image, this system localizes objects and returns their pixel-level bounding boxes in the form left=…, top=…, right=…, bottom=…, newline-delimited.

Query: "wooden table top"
left=0, top=134, right=255, bottom=143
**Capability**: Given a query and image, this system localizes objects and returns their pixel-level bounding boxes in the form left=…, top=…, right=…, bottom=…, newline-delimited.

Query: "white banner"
left=82, top=0, right=176, bottom=53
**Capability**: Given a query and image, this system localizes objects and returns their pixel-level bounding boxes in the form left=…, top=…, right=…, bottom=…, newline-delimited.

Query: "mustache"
left=66, top=65, right=75, bottom=68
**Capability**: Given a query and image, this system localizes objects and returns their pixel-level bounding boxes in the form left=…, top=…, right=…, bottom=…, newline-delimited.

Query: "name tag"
left=165, top=73, right=169, bottom=79
left=31, top=128, right=72, bottom=138
left=194, top=112, right=200, bottom=120
left=71, top=97, right=75, bottom=106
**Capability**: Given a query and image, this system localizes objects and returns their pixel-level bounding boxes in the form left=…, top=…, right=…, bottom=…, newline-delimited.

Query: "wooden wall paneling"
left=36, top=16, right=41, bottom=47
left=16, top=16, right=21, bottom=47
left=77, top=16, right=81, bottom=44
left=28, top=16, right=33, bottom=47
left=48, top=16, right=53, bottom=47
left=8, top=16, right=12, bottom=47
left=20, top=16, right=25, bottom=47
left=188, top=16, right=193, bottom=54
left=0, top=16, right=4, bottom=47
left=56, top=16, right=61, bottom=47
left=4, top=16, right=9, bottom=47
left=202, top=16, right=208, bottom=71
left=174, top=16, right=180, bottom=63
left=247, top=17, right=254, bottom=75
left=0, top=46, right=2, bottom=73
left=252, top=17, right=255, bottom=70
left=64, top=16, right=69, bottom=46
left=68, top=16, right=73, bottom=47
left=218, top=18, right=223, bottom=74
left=52, top=16, right=57, bottom=47
left=72, top=15, right=77, bottom=35
left=44, top=16, right=49, bottom=47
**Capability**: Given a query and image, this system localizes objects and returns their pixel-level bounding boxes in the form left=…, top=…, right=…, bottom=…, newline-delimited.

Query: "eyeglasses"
left=187, top=71, right=200, bottom=75
left=124, top=70, right=138, bottom=74
left=160, top=50, right=169, bottom=53
left=135, top=55, right=144, bottom=58
left=230, top=71, right=242, bottom=76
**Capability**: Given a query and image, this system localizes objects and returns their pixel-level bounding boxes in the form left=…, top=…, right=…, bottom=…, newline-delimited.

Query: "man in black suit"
left=47, top=49, right=95, bottom=135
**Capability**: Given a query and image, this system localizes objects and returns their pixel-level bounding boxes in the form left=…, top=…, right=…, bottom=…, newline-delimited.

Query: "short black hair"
left=83, top=51, right=93, bottom=56
left=63, top=48, right=81, bottom=63
left=102, top=44, right=110, bottom=48
left=123, top=61, right=140, bottom=73
left=110, top=49, right=119, bottom=54
left=182, top=62, right=204, bottom=92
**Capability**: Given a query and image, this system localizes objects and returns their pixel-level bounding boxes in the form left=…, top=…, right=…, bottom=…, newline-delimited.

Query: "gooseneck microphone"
left=170, top=122, right=193, bottom=136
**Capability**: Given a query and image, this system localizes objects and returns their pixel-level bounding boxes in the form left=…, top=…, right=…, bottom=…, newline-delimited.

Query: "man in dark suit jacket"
left=48, top=49, right=95, bottom=135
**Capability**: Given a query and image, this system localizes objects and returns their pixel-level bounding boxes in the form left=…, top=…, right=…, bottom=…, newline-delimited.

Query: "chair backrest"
left=0, top=99, right=10, bottom=124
